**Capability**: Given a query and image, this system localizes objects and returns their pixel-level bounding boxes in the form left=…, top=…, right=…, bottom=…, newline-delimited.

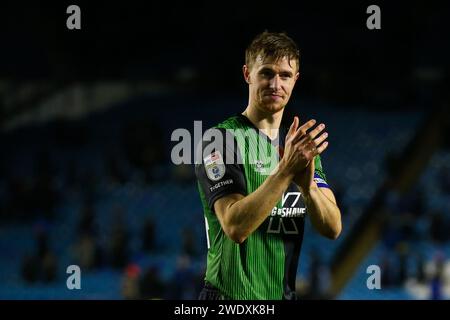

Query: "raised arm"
left=213, top=117, right=320, bottom=243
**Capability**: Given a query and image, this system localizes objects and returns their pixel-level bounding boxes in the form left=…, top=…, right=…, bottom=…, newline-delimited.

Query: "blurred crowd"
left=0, top=117, right=205, bottom=299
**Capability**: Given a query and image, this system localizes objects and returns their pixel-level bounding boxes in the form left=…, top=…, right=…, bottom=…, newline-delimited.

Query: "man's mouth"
left=265, top=93, right=283, bottom=100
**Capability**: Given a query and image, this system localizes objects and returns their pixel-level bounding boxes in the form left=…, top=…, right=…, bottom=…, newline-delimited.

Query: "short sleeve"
left=195, top=128, right=247, bottom=211
left=313, top=155, right=330, bottom=189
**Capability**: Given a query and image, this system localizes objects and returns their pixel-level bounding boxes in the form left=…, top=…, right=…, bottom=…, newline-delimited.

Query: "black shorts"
left=198, top=282, right=225, bottom=300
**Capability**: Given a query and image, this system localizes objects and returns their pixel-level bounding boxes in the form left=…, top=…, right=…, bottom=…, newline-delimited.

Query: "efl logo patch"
left=204, top=151, right=226, bottom=181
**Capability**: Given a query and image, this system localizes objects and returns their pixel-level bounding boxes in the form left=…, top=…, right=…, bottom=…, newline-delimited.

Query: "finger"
left=315, top=141, right=329, bottom=154
left=298, top=119, right=317, bottom=134
left=287, top=116, right=299, bottom=139
left=301, top=123, right=326, bottom=143
left=313, top=131, right=328, bottom=147
left=292, top=119, right=316, bottom=143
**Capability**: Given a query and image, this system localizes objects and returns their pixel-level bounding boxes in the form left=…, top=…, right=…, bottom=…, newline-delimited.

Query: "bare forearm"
left=226, top=162, right=293, bottom=242
left=303, top=184, right=342, bottom=239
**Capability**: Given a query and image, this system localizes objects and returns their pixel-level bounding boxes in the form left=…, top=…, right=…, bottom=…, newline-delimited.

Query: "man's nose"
left=269, top=75, right=281, bottom=90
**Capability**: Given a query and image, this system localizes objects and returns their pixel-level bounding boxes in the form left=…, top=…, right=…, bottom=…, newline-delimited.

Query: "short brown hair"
left=245, top=31, right=300, bottom=72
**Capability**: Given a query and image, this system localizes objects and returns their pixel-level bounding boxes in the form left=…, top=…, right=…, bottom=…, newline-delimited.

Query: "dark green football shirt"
left=195, top=114, right=329, bottom=300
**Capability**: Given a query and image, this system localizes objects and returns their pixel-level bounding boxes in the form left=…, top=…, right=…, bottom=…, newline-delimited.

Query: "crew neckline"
left=237, top=113, right=283, bottom=144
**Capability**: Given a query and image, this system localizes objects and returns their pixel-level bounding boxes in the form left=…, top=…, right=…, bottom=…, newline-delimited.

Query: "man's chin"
left=260, top=102, right=285, bottom=114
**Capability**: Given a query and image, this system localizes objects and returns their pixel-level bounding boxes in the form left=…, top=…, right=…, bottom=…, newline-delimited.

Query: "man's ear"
left=295, top=72, right=300, bottom=82
left=243, top=65, right=251, bottom=84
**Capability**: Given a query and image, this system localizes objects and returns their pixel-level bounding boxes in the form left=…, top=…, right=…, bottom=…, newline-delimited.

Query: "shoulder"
left=216, top=115, right=248, bottom=130
left=196, top=118, right=243, bottom=168
left=200, top=115, right=250, bottom=149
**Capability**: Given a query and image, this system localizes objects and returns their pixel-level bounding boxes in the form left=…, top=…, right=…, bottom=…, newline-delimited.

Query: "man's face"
left=244, top=55, right=299, bottom=114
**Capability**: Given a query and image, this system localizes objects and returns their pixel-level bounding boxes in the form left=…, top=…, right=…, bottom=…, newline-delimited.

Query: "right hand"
left=280, top=116, right=328, bottom=177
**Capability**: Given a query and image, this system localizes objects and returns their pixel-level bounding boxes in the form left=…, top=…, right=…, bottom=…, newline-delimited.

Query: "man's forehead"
left=254, top=55, right=297, bottom=71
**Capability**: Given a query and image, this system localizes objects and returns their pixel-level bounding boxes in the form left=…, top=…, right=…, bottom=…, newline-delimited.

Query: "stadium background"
left=1, top=1, right=450, bottom=299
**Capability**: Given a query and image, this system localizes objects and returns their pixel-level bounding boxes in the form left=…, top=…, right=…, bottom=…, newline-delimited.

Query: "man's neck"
left=242, top=105, right=283, bottom=140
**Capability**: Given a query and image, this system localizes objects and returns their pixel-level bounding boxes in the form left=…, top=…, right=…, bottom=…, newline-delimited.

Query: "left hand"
left=293, top=122, right=329, bottom=193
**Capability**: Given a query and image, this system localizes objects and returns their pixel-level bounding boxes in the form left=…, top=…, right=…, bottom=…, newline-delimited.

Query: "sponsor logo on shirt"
left=270, top=207, right=306, bottom=218
left=267, top=192, right=306, bottom=234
